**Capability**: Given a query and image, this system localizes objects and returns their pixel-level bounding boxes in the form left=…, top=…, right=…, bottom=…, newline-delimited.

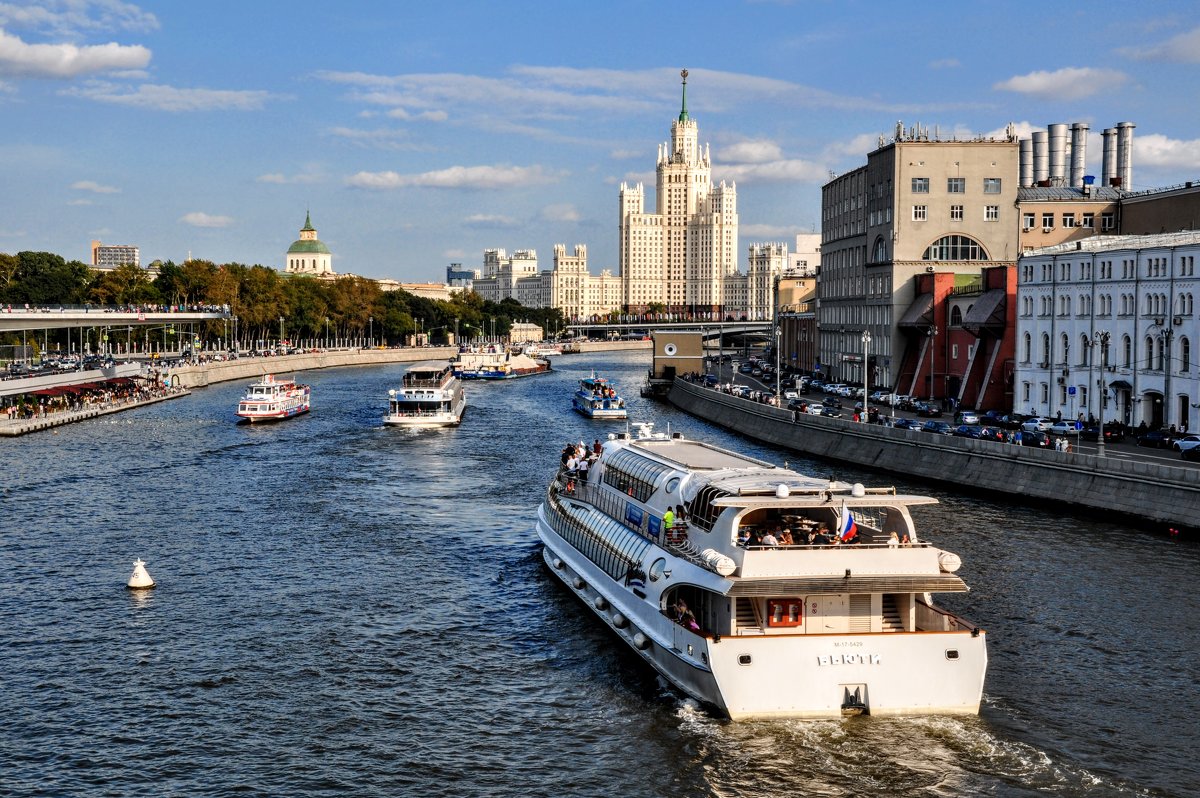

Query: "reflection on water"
left=0, top=351, right=1194, bottom=797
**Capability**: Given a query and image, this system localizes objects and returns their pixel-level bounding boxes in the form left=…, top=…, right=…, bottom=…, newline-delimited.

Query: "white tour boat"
left=573, top=373, right=627, bottom=419
left=384, top=360, right=466, bottom=427
left=536, top=427, right=987, bottom=720
left=236, top=374, right=311, bottom=422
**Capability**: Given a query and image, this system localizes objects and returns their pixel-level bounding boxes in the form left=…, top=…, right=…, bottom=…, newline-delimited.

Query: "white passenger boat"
left=536, top=428, right=987, bottom=720
left=384, top=360, right=466, bottom=427
left=573, top=373, right=627, bottom=419
left=452, top=349, right=551, bottom=380
left=236, top=374, right=311, bottom=422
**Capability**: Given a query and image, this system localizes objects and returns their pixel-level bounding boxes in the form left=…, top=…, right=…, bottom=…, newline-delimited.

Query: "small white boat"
left=573, top=373, right=627, bottom=419
left=236, top=374, right=311, bottom=422
left=384, top=360, right=466, bottom=427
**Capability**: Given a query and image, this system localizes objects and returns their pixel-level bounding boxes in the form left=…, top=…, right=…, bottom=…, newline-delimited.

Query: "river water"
left=1, top=350, right=1195, bottom=797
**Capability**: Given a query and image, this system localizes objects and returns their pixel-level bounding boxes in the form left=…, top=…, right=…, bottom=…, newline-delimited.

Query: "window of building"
left=1023, top=213, right=1035, bottom=230
left=1041, top=213, right=1054, bottom=230
left=1182, top=338, right=1191, bottom=373
left=1102, top=212, right=1115, bottom=231
left=985, top=205, right=999, bottom=222
left=1040, top=383, right=1049, bottom=403
left=983, top=177, right=1002, bottom=194
left=951, top=343, right=959, bottom=359
left=1123, top=335, right=1131, bottom=368
left=1041, top=333, right=1051, bottom=365
left=1082, top=213, right=1095, bottom=229
left=871, top=237, right=888, bottom=262
left=950, top=205, right=963, bottom=221
left=1023, top=333, right=1032, bottom=362
left=1022, top=382, right=1031, bottom=402
left=922, top=234, right=987, bottom=260
left=950, top=306, right=963, bottom=326
left=912, top=178, right=929, bottom=193
left=1063, top=213, right=1076, bottom=228
left=947, top=177, right=965, bottom=193
left=913, top=205, right=927, bottom=221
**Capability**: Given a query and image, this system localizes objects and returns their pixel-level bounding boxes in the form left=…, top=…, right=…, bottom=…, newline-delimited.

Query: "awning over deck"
left=723, top=574, right=969, bottom=596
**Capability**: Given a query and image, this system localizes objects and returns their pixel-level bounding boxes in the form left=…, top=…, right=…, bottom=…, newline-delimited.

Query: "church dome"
left=287, top=238, right=331, bottom=254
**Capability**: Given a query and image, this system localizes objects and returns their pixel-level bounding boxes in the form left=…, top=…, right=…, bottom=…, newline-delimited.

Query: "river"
left=1, top=350, right=1194, bottom=797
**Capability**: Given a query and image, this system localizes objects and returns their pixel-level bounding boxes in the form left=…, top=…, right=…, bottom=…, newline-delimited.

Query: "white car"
left=1022, top=417, right=1054, bottom=432
left=1047, top=421, right=1079, bottom=437
left=783, top=390, right=798, bottom=400
left=1172, top=434, right=1200, bottom=452
left=806, top=404, right=826, bottom=415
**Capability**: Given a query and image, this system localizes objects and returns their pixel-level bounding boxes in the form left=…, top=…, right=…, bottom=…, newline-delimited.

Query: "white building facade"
left=619, top=70, right=739, bottom=318
left=1016, top=232, right=1200, bottom=431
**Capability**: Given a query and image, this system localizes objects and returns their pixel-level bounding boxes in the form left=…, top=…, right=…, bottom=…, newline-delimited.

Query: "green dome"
left=288, top=239, right=331, bottom=254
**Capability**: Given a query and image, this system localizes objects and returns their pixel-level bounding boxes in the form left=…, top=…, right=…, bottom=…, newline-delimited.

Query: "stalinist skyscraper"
left=618, top=69, right=739, bottom=317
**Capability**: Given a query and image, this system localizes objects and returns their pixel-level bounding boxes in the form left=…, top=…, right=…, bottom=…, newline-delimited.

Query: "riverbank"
left=668, top=377, right=1200, bottom=530
left=0, top=388, right=189, bottom=436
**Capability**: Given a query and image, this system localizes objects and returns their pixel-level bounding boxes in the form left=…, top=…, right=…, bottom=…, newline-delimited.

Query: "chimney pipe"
left=1117, top=121, right=1135, bottom=192
left=1069, top=122, right=1089, bottom=188
left=1032, top=130, right=1049, bottom=185
left=1102, top=128, right=1118, bottom=187
left=1019, top=139, right=1033, bottom=188
left=1048, top=123, right=1068, bottom=185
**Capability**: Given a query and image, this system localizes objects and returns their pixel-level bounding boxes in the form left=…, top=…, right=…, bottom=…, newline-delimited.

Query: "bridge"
left=0, top=306, right=229, bottom=334
left=564, top=320, right=773, bottom=342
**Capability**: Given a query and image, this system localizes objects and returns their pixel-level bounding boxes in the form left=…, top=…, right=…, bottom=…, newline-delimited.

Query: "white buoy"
left=127, top=558, right=156, bottom=590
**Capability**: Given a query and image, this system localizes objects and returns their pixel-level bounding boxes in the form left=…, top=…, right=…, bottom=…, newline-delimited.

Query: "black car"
left=821, top=397, right=843, bottom=409
left=997, top=413, right=1030, bottom=430
left=914, top=401, right=943, bottom=418
left=820, top=406, right=843, bottom=418
left=1136, top=429, right=1179, bottom=449
left=952, top=424, right=983, bottom=438
left=1182, top=445, right=1200, bottom=462
left=1020, top=430, right=1053, bottom=448
left=892, top=418, right=921, bottom=430
left=1081, top=423, right=1125, bottom=442
left=921, top=420, right=954, bottom=434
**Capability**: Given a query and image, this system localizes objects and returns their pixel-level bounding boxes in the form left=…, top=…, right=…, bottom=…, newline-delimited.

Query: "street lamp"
left=278, top=316, right=285, bottom=349
left=454, top=317, right=460, bottom=345
left=1091, top=331, right=1111, bottom=459
left=927, top=326, right=938, bottom=402
left=861, top=330, right=872, bottom=422
left=324, top=317, right=330, bottom=349
left=369, top=315, right=374, bottom=348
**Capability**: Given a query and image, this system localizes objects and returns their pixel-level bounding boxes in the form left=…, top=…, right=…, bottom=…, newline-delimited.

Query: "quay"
left=0, top=389, right=189, bottom=436
left=668, top=378, right=1200, bottom=530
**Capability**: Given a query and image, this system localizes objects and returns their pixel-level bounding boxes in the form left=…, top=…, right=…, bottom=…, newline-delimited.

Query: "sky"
left=3, top=0, right=1200, bottom=283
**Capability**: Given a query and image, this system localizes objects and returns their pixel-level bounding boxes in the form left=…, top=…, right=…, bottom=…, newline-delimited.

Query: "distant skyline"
left=3, top=1, right=1200, bottom=281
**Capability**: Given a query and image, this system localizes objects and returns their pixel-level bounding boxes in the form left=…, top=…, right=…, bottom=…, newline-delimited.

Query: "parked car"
left=1047, top=421, right=1080, bottom=437
left=1182, top=445, right=1200, bottom=462
left=997, top=413, right=1030, bottom=430
left=1080, top=423, right=1125, bottom=442
left=915, top=401, right=943, bottom=418
left=805, top=404, right=826, bottom=415
left=1172, top=434, right=1200, bottom=452
left=889, top=417, right=919, bottom=430
left=1022, top=417, right=1053, bottom=433
left=821, top=397, right=843, bottom=409
left=1136, top=429, right=1180, bottom=449
left=1019, top=430, right=1053, bottom=448
left=952, top=424, right=984, bottom=439
left=955, top=410, right=980, bottom=425
left=921, top=420, right=954, bottom=435
left=820, top=406, right=844, bottom=418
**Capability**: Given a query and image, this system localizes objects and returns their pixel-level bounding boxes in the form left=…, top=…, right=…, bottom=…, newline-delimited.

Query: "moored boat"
left=236, top=374, right=311, bottom=422
left=535, top=427, right=987, bottom=720
left=573, top=373, right=627, bottom=419
left=452, top=349, right=551, bottom=380
left=384, top=360, right=466, bottom=427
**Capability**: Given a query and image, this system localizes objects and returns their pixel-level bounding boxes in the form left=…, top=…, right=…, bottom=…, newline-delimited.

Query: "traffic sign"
left=1075, top=420, right=1084, bottom=430
left=1067, top=386, right=1076, bottom=395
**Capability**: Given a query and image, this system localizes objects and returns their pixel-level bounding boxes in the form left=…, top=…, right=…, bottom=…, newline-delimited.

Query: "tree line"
left=0, top=251, right=567, bottom=350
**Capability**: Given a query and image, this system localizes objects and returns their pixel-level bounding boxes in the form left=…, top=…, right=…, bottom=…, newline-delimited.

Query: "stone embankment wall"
left=669, top=378, right=1200, bottom=529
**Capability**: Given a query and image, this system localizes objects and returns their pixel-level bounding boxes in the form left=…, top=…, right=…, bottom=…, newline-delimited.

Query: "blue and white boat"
left=573, top=373, right=627, bottom=419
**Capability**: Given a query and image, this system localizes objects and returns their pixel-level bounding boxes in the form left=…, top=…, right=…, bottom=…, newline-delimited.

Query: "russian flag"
left=839, top=501, right=858, bottom=542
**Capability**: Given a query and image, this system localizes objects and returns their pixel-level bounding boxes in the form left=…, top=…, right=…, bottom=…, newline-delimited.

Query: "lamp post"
left=278, top=316, right=285, bottom=350
left=927, top=326, right=938, bottom=402
left=1093, top=330, right=1111, bottom=458
left=454, top=317, right=460, bottom=345
left=369, top=315, right=374, bottom=348
left=324, top=317, right=330, bottom=349
left=861, top=330, right=872, bottom=422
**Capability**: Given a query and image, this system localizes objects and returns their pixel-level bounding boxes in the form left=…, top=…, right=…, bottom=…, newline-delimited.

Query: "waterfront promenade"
left=0, top=387, right=189, bottom=436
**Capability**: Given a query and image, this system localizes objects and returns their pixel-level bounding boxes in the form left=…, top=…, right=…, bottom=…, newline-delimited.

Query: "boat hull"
left=536, top=508, right=986, bottom=720
left=572, top=395, right=627, bottom=419
left=237, top=405, right=310, bottom=423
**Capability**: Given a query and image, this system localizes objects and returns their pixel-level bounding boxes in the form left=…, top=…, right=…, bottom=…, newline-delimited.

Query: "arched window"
left=1123, top=335, right=1132, bottom=368
left=922, top=234, right=989, bottom=261
left=1023, top=332, right=1032, bottom=363
left=1182, top=337, right=1191, bottom=373
left=1041, top=333, right=1051, bottom=365
left=1146, top=336, right=1156, bottom=369
left=1080, top=334, right=1091, bottom=366
left=950, top=306, right=963, bottom=326
left=871, top=236, right=888, bottom=262
left=1059, top=333, right=1070, bottom=364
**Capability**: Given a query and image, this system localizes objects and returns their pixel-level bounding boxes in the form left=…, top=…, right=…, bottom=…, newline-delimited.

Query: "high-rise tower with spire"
left=619, top=69, right=738, bottom=316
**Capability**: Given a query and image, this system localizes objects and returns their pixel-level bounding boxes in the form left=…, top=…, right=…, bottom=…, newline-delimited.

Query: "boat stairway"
left=881, top=594, right=905, bottom=632
left=734, top=597, right=765, bottom=635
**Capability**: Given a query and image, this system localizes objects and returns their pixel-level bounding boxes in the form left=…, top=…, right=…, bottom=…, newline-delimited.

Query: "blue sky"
left=3, top=0, right=1200, bottom=282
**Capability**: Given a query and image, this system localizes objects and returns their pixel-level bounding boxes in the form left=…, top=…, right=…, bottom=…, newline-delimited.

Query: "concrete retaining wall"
left=169, top=347, right=460, bottom=389
left=669, top=379, right=1200, bottom=528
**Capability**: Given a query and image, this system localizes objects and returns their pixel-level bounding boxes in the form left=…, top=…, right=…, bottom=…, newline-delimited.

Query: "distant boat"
left=236, top=374, right=311, bottom=422
left=523, top=343, right=563, bottom=357
left=573, top=373, right=627, bottom=419
left=452, top=349, right=551, bottom=380
left=384, top=360, right=466, bottom=427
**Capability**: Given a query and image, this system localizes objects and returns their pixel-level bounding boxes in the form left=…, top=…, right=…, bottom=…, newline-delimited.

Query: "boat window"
left=664, top=477, right=680, bottom=494
left=547, top=493, right=652, bottom=583
left=689, top=485, right=731, bottom=532
left=601, top=450, right=673, bottom=503
left=648, top=558, right=667, bottom=582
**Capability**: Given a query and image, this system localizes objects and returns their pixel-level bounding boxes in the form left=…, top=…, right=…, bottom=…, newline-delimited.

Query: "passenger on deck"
left=900, top=533, right=912, bottom=546
left=761, top=530, right=779, bottom=547
left=778, top=529, right=794, bottom=546
left=812, top=526, right=831, bottom=546
left=674, top=504, right=687, bottom=525
left=663, top=506, right=675, bottom=530
left=577, top=457, right=590, bottom=482
left=593, top=438, right=602, bottom=455
left=673, top=599, right=700, bottom=632
left=888, top=531, right=900, bottom=548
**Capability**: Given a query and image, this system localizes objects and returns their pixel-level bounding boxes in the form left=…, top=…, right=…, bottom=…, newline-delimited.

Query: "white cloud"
left=541, top=203, right=580, bottom=223
left=71, top=179, right=118, bottom=193
left=256, top=172, right=321, bottom=185
left=720, top=139, right=783, bottom=164
left=61, top=81, right=270, bottom=111
left=0, top=1, right=159, bottom=36
left=609, top=147, right=641, bottom=160
left=442, top=248, right=468, bottom=260
left=464, top=213, right=519, bottom=228
left=1120, top=26, right=1200, bottom=63
left=327, top=126, right=420, bottom=150
left=929, top=58, right=961, bottom=69
left=1134, top=134, right=1200, bottom=170
left=179, top=211, right=233, bottom=228
left=384, top=107, right=448, bottom=121
left=993, top=67, right=1127, bottom=101
left=67, top=198, right=92, bottom=206
left=0, top=28, right=150, bottom=78
left=346, top=164, right=562, bottom=190
left=718, top=158, right=828, bottom=184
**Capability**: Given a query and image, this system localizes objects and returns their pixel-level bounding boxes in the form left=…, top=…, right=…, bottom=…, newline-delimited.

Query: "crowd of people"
left=1, top=376, right=183, bottom=424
